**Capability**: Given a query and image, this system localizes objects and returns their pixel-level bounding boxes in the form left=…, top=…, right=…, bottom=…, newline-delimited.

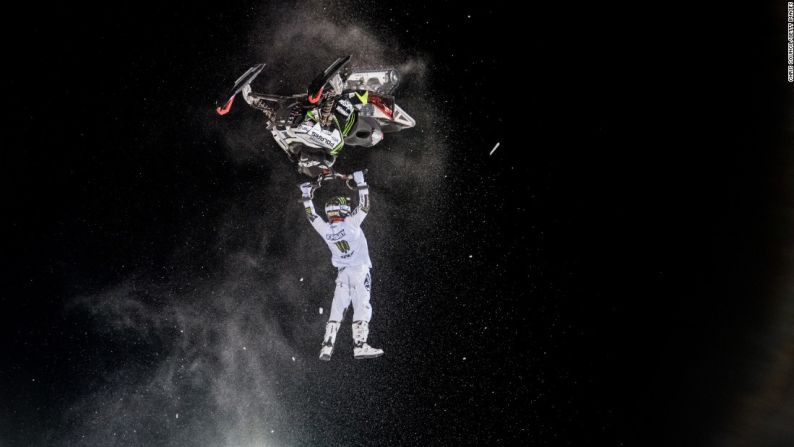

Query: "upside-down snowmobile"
left=216, top=55, right=415, bottom=187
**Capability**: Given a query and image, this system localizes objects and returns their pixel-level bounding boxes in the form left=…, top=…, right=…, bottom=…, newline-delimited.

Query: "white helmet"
left=325, top=196, right=352, bottom=220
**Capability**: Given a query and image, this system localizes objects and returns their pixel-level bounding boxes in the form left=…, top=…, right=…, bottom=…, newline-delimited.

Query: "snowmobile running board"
left=307, top=55, right=351, bottom=103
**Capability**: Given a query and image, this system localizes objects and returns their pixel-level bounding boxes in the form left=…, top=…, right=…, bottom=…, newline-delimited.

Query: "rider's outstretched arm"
left=348, top=171, right=370, bottom=227
left=299, top=183, right=327, bottom=235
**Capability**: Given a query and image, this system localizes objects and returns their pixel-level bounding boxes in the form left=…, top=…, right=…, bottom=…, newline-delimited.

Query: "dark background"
left=2, top=1, right=792, bottom=446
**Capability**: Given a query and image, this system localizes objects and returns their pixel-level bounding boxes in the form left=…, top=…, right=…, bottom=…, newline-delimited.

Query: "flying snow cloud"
left=57, top=2, right=449, bottom=446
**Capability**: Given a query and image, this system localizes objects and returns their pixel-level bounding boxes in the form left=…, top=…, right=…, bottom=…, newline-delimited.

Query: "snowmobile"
left=216, top=56, right=415, bottom=181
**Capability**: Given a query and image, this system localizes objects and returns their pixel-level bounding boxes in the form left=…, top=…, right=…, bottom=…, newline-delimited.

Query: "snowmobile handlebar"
left=304, top=169, right=368, bottom=200
left=322, top=168, right=367, bottom=185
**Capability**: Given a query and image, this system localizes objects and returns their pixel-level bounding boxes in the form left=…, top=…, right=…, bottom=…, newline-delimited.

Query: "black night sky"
left=2, top=1, right=793, bottom=446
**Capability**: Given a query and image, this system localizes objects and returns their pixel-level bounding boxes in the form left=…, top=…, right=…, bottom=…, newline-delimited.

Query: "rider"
left=242, top=71, right=358, bottom=179
left=299, top=170, right=383, bottom=361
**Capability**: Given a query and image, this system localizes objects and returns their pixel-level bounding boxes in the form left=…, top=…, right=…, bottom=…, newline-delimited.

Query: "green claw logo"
left=354, top=90, right=369, bottom=104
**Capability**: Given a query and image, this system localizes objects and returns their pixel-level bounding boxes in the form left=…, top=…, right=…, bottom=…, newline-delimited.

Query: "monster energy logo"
left=342, top=113, right=356, bottom=137
left=335, top=240, right=351, bottom=253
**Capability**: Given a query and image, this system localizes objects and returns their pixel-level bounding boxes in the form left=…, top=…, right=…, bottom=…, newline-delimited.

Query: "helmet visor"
left=325, top=205, right=351, bottom=219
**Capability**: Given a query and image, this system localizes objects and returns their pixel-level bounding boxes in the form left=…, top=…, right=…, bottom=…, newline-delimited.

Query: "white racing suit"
left=303, top=184, right=381, bottom=359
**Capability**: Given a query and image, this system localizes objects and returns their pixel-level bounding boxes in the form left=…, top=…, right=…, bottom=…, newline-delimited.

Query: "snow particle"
left=299, top=277, right=304, bottom=282
left=175, top=413, right=179, bottom=419
left=319, top=307, right=324, bottom=315
left=291, top=356, right=296, bottom=362
left=242, top=346, right=247, bottom=351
